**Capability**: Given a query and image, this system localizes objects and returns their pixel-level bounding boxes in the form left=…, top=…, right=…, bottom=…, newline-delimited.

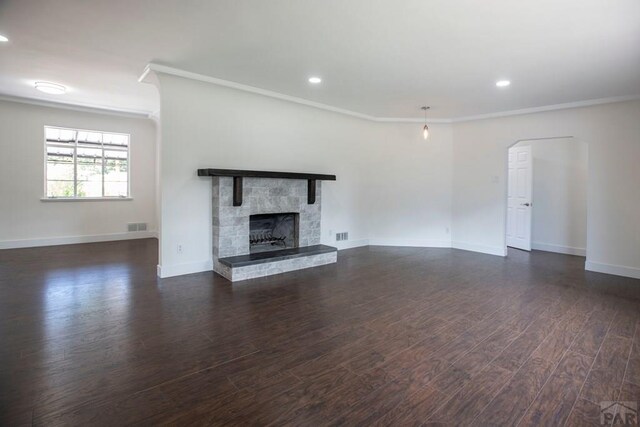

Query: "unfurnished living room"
left=1, top=1, right=639, bottom=425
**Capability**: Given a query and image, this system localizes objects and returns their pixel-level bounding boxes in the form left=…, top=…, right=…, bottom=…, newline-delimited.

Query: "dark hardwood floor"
left=1, top=238, right=639, bottom=426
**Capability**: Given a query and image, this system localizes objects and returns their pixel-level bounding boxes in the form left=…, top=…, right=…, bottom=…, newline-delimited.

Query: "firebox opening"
left=249, top=213, right=299, bottom=254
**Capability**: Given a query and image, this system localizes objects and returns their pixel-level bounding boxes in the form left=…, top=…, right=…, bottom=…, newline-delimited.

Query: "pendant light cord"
left=421, top=106, right=430, bottom=127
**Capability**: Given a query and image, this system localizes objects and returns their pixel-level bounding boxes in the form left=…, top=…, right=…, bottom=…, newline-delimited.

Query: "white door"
left=507, top=145, right=532, bottom=251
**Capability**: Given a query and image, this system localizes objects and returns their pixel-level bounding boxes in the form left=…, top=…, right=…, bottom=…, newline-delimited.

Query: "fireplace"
left=205, top=171, right=337, bottom=282
left=249, top=212, right=299, bottom=254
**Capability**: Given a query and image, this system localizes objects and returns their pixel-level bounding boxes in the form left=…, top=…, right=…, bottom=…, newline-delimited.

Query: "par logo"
left=600, top=401, right=638, bottom=426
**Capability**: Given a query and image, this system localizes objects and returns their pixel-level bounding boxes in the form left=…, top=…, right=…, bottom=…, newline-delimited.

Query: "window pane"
left=47, top=145, right=73, bottom=155
left=104, top=181, right=128, bottom=197
left=104, top=149, right=127, bottom=160
left=47, top=180, right=75, bottom=198
left=47, top=145, right=74, bottom=158
left=103, top=133, right=128, bottom=146
left=77, top=163, right=103, bottom=183
left=76, top=181, right=102, bottom=198
left=77, top=131, right=102, bottom=144
left=45, top=127, right=76, bottom=142
left=77, top=146, right=102, bottom=160
left=47, top=162, right=74, bottom=181
left=104, top=158, right=128, bottom=183
left=45, top=127, right=60, bottom=141
left=47, top=146, right=74, bottom=182
left=77, top=147, right=103, bottom=197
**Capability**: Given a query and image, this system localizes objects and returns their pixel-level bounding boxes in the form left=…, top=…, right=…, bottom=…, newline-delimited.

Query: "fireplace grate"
left=249, top=232, right=287, bottom=248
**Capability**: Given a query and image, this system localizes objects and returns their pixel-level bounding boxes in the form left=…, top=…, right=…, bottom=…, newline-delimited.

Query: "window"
left=44, top=126, right=130, bottom=199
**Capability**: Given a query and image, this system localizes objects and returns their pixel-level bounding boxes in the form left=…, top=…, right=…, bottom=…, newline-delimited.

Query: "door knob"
left=522, top=203, right=531, bottom=207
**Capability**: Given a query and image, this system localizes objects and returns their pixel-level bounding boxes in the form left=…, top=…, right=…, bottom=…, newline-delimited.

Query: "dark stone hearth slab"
left=218, top=244, right=337, bottom=268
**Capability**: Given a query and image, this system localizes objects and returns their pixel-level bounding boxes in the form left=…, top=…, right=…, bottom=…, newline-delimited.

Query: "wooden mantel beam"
left=198, top=168, right=336, bottom=206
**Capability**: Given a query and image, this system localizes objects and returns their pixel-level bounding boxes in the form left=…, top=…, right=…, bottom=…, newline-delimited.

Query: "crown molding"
left=450, top=95, right=640, bottom=123
left=140, top=63, right=453, bottom=124
left=146, top=108, right=160, bottom=123
left=6, top=66, right=637, bottom=125
left=0, top=94, right=153, bottom=120
left=140, top=63, right=640, bottom=125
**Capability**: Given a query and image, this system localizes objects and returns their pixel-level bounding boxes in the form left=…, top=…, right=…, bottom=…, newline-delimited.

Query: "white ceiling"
left=0, top=0, right=638, bottom=119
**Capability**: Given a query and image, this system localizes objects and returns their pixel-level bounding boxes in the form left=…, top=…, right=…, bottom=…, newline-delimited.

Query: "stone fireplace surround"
left=210, top=174, right=337, bottom=282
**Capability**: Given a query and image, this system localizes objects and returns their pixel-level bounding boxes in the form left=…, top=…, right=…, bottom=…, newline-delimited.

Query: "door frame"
left=501, top=136, right=580, bottom=256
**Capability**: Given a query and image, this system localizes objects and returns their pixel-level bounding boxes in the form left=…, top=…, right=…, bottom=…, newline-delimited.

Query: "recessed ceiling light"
left=308, top=77, right=322, bottom=84
left=35, top=81, right=66, bottom=95
left=496, top=80, right=511, bottom=88
left=0, top=35, right=8, bottom=43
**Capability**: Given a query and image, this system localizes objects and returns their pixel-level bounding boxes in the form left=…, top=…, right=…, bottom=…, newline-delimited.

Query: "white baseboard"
left=452, top=241, right=507, bottom=257
left=157, top=259, right=214, bottom=278
left=532, top=242, right=586, bottom=256
left=334, top=239, right=370, bottom=250
left=0, top=231, right=158, bottom=250
left=585, top=261, right=640, bottom=280
left=368, top=238, right=452, bottom=248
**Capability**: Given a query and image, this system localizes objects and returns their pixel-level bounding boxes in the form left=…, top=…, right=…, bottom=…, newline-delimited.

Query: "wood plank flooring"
left=1, top=238, right=639, bottom=426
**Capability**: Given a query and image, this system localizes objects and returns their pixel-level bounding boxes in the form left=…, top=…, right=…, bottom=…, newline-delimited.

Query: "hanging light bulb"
left=421, top=106, right=430, bottom=140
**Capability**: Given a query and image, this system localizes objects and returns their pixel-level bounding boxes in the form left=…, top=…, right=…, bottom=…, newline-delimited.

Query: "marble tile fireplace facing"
left=206, top=170, right=337, bottom=282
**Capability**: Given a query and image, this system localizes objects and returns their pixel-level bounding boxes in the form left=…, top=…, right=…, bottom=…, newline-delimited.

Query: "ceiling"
left=0, top=0, right=638, bottom=119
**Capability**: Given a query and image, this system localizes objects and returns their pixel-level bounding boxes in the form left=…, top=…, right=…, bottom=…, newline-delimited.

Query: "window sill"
left=41, top=197, right=133, bottom=202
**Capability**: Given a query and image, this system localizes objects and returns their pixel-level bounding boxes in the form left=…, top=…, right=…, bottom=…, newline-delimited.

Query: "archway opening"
left=504, top=137, right=588, bottom=263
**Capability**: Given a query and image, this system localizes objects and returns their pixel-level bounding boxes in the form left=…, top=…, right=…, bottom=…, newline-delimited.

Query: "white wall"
left=452, top=100, right=640, bottom=278
left=367, top=122, right=453, bottom=247
left=0, top=100, right=157, bottom=248
left=512, top=138, right=588, bottom=255
left=155, top=73, right=453, bottom=277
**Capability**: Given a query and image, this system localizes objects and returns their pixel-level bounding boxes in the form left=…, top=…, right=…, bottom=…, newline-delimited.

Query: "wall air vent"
left=336, top=232, right=349, bottom=241
left=127, top=223, right=148, bottom=232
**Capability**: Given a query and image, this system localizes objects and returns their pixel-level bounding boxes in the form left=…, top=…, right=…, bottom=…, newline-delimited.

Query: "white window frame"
left=42, top=125, right=132, bottom=201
